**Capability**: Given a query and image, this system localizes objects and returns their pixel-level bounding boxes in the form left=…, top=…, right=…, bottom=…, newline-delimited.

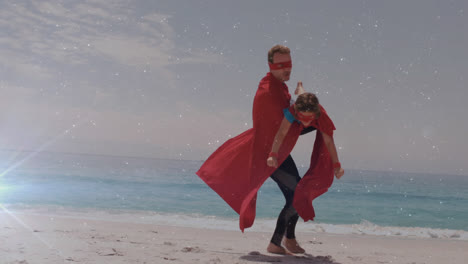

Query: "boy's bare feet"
left=283, top=238, right=305, bottom=254
left=267, top=242, right=287, bottom=255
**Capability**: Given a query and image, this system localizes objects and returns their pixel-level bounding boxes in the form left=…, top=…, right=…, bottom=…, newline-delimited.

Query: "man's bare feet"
left=283, top=238, right=305, bottom=254
left=267, top=242, right=287, bottom=255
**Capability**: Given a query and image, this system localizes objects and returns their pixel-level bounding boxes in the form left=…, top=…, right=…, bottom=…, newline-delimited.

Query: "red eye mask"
left=269, top=61, right=292, bottom=70
left=296, top=112, right=315, bottom=123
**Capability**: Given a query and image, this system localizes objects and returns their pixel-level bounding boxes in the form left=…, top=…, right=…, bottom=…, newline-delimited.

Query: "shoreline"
left=1, top=206, right=467, bottom=264
left=2, top=204, right=467, bottom=240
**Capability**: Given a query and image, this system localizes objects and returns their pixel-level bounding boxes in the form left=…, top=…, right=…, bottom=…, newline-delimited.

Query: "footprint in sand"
left=316, top=255, right=334, bottom=262
left=208, top=257, right=221, bottom=264
left=97, top=248, right=124, bottom=256
left=181, top=246, right=205, bottom=253
left=348, top=256, right=362, bottom=261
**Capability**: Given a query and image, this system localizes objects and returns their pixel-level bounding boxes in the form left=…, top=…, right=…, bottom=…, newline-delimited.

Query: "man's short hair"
left=268, top=45, right=291, bottom=63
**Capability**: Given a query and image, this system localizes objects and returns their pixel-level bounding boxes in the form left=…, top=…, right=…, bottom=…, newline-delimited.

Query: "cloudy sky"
left=1, top=0, right=467, bottom=175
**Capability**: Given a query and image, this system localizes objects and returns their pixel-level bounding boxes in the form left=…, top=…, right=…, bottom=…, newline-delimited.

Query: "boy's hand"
left=267, top=156, right=278, bottom=168
left=334, top=167, right=344, bottom=179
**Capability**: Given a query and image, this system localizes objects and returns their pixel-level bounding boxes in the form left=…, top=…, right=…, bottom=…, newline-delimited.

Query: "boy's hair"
left=267, top=45, right=290, bottom=63
left=295, top=93, right=321, bottom=117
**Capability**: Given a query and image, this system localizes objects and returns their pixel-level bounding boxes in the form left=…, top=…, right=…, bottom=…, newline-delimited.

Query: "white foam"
left=299, top=220, right=468, bottom=240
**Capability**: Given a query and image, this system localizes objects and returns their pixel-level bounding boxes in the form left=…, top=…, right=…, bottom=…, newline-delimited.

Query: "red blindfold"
left=296, top=111, right=316, bottom=123
left=269, top=61, right=292, bottom=70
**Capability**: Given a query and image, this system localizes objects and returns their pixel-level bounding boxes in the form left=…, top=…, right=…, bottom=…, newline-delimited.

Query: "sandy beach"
left=1, top=208, right=466, bottom=264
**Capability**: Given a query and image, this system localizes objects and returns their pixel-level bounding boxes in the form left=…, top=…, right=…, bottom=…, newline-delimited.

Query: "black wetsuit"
left=269, top=126, right=316, bottom=246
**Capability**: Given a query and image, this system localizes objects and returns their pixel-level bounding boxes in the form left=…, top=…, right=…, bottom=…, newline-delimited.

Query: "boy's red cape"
left=196, top=73, right=336, bottom=231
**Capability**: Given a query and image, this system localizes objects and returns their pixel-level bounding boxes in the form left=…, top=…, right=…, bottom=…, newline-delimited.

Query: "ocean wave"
left=300, top=219, right=468, bottom=240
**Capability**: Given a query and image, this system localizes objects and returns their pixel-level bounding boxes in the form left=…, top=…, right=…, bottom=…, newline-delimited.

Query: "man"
left=253, top=45, right=314, bottom=254
left=197, top=44, right=338, bottom=255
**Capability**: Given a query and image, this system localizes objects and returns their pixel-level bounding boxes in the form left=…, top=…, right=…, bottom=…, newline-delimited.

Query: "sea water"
left=1, top=151, right=467, bottom=239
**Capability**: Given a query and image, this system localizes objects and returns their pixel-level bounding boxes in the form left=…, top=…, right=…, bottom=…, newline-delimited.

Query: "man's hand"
left=334, top=167, right=344, bottom=179
left=267, top=156, right=278, bottom=168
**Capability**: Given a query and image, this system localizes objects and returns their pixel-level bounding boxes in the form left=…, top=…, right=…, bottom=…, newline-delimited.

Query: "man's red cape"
left=196, top=73, right=336, bottom=232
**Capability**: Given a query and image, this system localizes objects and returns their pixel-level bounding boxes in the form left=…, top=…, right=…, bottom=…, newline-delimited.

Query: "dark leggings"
left=269, top=155, right=302, bottom=246
left=269, top=126, right=315, bottom=246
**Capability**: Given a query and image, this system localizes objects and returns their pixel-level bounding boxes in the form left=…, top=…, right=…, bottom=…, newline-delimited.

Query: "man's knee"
left=283, top=205, right=298, bottom=219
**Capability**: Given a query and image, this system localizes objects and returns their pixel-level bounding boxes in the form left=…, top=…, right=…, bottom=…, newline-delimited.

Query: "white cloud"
left=0, top=0, right=223, bottom=81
